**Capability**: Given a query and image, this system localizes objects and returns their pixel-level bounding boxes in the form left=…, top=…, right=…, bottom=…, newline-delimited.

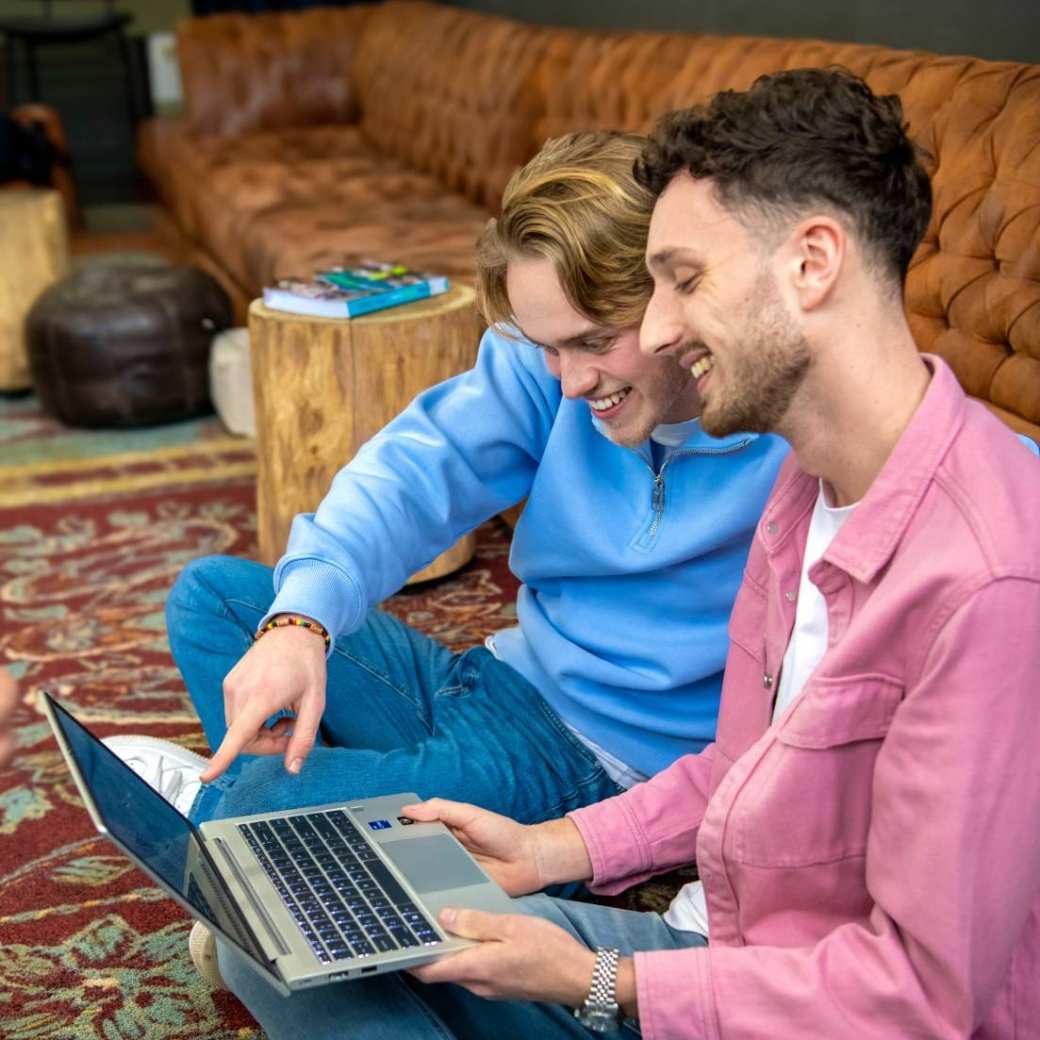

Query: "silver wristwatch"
left=574, top=946, right=622, bottom=1032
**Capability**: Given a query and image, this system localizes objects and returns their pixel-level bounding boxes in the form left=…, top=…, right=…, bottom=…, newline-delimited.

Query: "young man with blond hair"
left=112, top=132, right=783, bottom=833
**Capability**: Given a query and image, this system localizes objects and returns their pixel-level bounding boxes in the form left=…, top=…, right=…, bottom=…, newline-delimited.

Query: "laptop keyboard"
left=238, top=809, right=441, bottom=964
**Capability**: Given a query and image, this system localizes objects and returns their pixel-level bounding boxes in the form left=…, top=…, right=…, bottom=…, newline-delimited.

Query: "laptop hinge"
left=211, top=836, right=291, bottom=959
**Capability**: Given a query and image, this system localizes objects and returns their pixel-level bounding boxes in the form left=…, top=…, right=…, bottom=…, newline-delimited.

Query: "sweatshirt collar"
left=590, top=411, right=759, bottom=453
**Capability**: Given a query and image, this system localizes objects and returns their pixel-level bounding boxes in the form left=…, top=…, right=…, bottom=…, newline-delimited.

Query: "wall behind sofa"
left=450, top=0, right=1039, bottom=64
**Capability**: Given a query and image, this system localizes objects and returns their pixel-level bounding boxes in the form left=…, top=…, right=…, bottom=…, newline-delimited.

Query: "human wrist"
left=255, top=612, right=330, bottom=650
left=531, top=817, right=593, bottom=888
left=616, top=957, right=638, bottom=1020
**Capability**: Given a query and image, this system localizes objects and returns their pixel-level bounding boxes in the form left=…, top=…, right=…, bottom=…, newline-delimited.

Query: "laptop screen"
left=45, top=693, right=271, bottom=968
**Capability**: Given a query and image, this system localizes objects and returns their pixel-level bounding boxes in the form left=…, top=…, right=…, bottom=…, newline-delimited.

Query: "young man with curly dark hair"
left=181, top=69, right=1040, bottom=1038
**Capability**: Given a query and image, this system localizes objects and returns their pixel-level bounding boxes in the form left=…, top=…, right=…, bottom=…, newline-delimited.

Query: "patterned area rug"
left=0, top=395, right=692, bottom=1039
left=0, top=397, right=522, bottom=1039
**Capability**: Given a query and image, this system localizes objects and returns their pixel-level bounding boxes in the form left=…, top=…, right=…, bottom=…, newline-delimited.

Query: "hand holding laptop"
left=201, top=622, right=328, bottom=783
left=401, top=797, right=626, bottom=1010
left=401, top=797, right=593, bottom=896
left=410, top=903, right=603, bottom=1007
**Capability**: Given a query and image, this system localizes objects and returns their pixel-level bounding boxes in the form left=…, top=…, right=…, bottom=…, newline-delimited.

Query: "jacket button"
left=763, top=673, right=774, bottom=689
left=785, top=589, right=796, bottom=602
left=766, top=521, right=779, bottom=535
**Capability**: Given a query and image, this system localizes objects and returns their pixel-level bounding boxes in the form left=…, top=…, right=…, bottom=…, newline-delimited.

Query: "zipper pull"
left=652, top=473, right=665, bottom=515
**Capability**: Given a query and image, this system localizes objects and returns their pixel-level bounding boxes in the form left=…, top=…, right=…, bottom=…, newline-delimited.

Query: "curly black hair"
left=636, top=67, right=933, bottom=287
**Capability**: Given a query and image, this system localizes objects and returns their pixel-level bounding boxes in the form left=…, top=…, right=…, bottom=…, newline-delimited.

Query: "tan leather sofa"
left=138, top=1, right=1040, bottom=439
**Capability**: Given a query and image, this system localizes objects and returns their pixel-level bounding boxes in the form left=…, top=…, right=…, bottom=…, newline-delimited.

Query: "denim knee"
left=209, top=755, right=312, bottom=820
left=165, top=554, right=263, bottom=629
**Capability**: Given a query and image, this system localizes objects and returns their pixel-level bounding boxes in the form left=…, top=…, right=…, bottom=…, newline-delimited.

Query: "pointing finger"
left=199, top=710, right=265, bottom=782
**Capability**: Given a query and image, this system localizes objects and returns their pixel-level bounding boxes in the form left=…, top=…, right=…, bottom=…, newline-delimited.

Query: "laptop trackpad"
left=380, top=835, right=487, bottom=894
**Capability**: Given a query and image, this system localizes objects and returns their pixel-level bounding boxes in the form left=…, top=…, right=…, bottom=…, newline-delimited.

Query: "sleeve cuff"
left=634, top=947, right=717, bottom=1040
left=568, top=792, right=653, bottom=893
left=263, top=558, right=365, bottom=654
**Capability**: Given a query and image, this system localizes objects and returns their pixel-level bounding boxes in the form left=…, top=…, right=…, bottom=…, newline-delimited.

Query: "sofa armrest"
left=176, top=6, right=372, bottom=138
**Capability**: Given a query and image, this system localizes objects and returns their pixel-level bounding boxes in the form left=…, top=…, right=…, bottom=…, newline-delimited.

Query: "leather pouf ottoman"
left=26, top=262, right=232, bottom=428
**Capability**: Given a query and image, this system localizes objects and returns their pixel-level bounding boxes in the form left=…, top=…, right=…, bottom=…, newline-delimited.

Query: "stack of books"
left=262, top=261, right=450, bottom=319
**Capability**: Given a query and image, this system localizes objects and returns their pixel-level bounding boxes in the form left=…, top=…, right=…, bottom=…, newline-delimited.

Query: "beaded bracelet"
left=254, top=613, right=331, bottom=650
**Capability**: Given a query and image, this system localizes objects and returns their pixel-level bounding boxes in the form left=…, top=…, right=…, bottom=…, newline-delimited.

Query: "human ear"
left=789, top=216, right=844, bottom=311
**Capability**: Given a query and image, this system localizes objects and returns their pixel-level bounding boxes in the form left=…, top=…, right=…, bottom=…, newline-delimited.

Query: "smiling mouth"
left=690, top=354, right=715, bottom=380
left=589, top=387, right=632, bottom=412
left=679, top=345, right=714, bottom=380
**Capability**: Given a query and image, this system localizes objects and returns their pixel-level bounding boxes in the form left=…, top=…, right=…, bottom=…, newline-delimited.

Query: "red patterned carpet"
left=0, top=416, right=520, bottom=1040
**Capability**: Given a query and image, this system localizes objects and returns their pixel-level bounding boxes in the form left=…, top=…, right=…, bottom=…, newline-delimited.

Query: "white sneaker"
left=103, top=734, right=208, bottom=816
left=189, top=921, right=226, bottom=989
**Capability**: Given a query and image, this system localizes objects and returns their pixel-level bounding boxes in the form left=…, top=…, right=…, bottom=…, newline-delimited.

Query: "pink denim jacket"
left=571, top=358, right=1040, bottom=1039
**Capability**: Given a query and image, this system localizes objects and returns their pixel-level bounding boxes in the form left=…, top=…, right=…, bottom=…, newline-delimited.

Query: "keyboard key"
left=308, top=812, right=339, bottom=837
left=366, top=861, right=411, bottom=906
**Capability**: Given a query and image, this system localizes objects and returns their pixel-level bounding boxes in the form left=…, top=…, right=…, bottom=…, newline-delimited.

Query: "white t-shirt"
left=651, top=417, right=703, bottom=447
left=665, top=483, right=857, bottom=936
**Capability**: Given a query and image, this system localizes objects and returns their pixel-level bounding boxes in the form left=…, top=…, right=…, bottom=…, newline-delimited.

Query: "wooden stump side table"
left=249, top=283, right=483, bottom=583
left=0, top=188, right=68, bottom=390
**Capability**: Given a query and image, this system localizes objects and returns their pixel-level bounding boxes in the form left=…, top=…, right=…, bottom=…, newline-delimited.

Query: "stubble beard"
left=701, top=272, right=810, bottom=439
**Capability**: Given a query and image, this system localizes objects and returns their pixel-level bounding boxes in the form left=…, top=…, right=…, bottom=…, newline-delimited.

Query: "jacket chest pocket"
left=728, top=676, right=904, bottom=868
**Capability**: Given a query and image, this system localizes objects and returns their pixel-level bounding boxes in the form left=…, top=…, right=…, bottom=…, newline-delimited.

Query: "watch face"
left=577, top=1004, right=621, bottom=1031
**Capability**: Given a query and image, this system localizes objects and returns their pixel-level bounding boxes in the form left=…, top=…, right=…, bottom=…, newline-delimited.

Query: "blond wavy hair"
left=477, top=131, right=654, bottom=330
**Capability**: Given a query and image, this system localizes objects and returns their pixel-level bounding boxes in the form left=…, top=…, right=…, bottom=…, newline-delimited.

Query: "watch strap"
left=574, top=946, right=622, bottom=1032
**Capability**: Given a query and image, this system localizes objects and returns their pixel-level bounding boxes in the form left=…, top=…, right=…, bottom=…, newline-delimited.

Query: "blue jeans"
left=217, top=893, right=708, bottom=1040
left=166, top=556, right=622, bottom=827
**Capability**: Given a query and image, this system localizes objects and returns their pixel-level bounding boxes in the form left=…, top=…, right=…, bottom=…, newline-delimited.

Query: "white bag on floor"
left=209, top=327, right=255, bottom=437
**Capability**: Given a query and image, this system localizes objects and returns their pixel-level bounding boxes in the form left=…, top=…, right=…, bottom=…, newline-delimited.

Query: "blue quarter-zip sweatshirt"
left=268, top=327, right=788, bottom=777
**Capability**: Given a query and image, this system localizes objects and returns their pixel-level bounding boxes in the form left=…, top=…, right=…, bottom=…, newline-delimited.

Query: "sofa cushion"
left=176, top=6, right=371, bottom=138
left=138, top=120, right=375, bottom=245
left=353, top=1, right=549, bottom=210
left=220, top=177, right=488, bottom=293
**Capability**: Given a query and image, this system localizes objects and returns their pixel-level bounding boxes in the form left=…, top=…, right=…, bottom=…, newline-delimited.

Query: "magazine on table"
left=263, top=260, right=450, bottom=319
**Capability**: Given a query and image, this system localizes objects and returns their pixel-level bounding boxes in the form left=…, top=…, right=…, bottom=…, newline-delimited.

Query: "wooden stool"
left=0, top=188, right=68, bottom=390
left=249, top=283, right=483, bottom=583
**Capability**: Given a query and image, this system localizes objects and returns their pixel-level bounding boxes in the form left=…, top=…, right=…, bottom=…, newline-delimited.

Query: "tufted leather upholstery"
left=139, top=1, right=1040, bottom=436
left=176, top=7, right=371, bottom=138
left=352, top=2, right=550, bottom=211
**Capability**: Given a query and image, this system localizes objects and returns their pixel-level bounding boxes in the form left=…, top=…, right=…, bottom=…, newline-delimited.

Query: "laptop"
left=42, top=690, right=513, bottom=996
